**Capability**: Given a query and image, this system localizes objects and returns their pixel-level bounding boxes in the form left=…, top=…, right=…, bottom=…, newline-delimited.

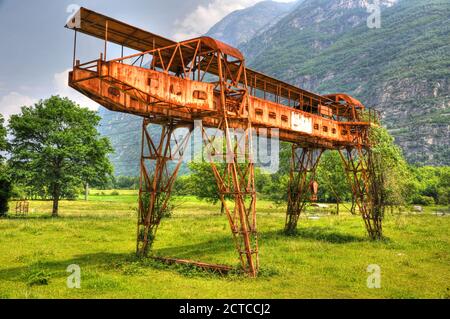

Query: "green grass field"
left=0, top=190, right=449, bottom=299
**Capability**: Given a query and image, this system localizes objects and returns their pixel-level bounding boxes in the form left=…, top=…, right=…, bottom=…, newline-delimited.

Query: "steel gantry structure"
left=66, top=8, right=384, bottom=277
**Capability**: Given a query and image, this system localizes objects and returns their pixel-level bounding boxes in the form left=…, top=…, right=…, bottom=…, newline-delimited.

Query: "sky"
left=0, top=0, right=295, bottom=120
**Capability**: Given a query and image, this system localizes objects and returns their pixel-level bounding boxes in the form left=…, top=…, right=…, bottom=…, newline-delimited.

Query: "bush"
left=437, top=188, right=450, bottom=205
left=110, top=190, right=120, bottom=196
left=10, top=184, right=26, bottom=200
left=114, top=176, right=139, bottom=189
left=26, top=269, right=51, bottom=286
left=173, top=175, right=194, bottom=196
left=0, top=177, right=12, bottom=217
left=412, top=195, right=435, bottom=206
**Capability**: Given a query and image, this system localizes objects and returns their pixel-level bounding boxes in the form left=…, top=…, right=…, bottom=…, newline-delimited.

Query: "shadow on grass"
left=0, top=224, right=377, bottom=282
left=0, top=250, right=240, bottom=282
left=0, top=252, right=134, bottom=283
left=2, top=214, right=131, bottom=221
left=2, top=215, right=52, bottom=220
left=261, top=227, right=367, bottom=244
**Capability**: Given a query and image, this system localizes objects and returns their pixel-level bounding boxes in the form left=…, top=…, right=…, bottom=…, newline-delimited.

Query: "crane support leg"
left=338, top=147, right=384, bottom=240
left=285, top=146, right=323, bottom=234
left=202, top=125, right=258, bottom=277
left=136, top=119, right=192, bottom=256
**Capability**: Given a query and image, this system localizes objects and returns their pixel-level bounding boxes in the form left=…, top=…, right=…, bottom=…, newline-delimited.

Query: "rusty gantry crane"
left=66, top=8, right=384, bottom=277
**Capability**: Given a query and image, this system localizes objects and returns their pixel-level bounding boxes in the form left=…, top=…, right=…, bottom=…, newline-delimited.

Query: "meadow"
left=0, top=190, right=449, bottom=299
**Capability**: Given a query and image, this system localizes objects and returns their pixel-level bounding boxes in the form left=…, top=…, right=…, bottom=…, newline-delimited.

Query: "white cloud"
left=53, top=69, right=100, bottom=111
left=172, top=0, right=296, bottom=41
left=0, top=92, right=35, bottom=120
left=0, top=68, right=100, bottom=122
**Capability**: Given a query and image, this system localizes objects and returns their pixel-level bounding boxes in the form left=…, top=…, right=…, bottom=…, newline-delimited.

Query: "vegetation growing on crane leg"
left=365, top=125, right=413, bottom=240
left=137, top=190, right=174, bottom=255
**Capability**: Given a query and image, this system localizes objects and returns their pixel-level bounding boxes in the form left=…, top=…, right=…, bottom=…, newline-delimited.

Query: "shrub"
left=412, top=195, right=435, bottom=206
left=27, top=269, right=51, bottom=286
left=0, top=177, right=12, bottom=217
left=437, top=188, right=449, bottom=205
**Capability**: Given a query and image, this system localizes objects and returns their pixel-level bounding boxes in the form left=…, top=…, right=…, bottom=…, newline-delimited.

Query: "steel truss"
left=285, top=146, right=324, bottom=234
left=201, top=119, right=258, bottom=277
left=136, top=119, right=193, bottom=256
left=339, top=146, right=384, bottom=240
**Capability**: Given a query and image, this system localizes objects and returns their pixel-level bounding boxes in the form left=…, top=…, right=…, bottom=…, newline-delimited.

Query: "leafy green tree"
left=316, top=151, right=351, bottom=214
left=0, top=114, right=7, bottom=158
left=173, top=175, right=195, bottom=196
left=259, top=142, right=291, bottom=204
left=114, top=176, right=139, bottom=190
left=188, top=161, right=221, bottom=204
left=0, top=114, right=12, bottom=216
left=412, top=166, right=450, bottom=205
left=187, top=152, right=262, bottom=213
left=0, top=176, right=12, bottom=217
left=437, top=167, right=450, bottom=205
left=8, top=96, right=113, bottom=217
left=370, top=126, right=413, bottom=208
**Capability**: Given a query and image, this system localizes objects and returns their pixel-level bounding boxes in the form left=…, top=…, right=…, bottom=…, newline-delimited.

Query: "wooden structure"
left=15, top=200, right=29, bottom=216
left=66, top=8, right=384, bottom=277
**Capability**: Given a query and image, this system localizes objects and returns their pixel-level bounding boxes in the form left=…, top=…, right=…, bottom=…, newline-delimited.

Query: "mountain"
left=206, top=0, right=298, bottom=47
left=97, top=108, right=141, bottom=176
left=240, top=0, right=450, bottom=165
left=97, top=0, right=301, bottom=177
left=98, top=0, right=449, bottom=176
left=97, top=108, right=191, bottom=177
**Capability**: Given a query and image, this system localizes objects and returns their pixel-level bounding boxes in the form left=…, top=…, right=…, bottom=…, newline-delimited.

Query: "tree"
left=173, top=175, right=195, bottom=196
left=370, top=126, right=413, bottom=209
left=412, top=166, right=450, bottom=205
left=0, top=114, right=12, bottom=216
left=188, top=161, right=222, bottom=206
left=0, top=114, right=7, bottom=158
left=316, top=151, right=351, bottom=214
left=258, top=142, right=291, bottom=205
left=8, top=96, right=113, bottom=217
left=0, top=175, right=12, bottom=217
left=114, top=176, right=139, bottom=190
left=437, top=167, right=450, bottom=205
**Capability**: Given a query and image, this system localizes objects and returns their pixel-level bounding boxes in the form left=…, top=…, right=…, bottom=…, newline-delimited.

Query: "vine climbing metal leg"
left=202, top=124, right=258, bottom=277
left=285, top=146, right=323, bottom=234
left=338, top=146, right=384, bottom=240
left=136, top=119, right=192, bottom=256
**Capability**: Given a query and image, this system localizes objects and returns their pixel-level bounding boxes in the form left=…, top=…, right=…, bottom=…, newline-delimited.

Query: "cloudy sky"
left=0, top=0, right=295, bottom=120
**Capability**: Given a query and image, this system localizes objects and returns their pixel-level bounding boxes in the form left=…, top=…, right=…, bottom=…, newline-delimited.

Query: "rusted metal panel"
left=106, top=62, right=215, bottom=112
left=186, top=36, right=244, bottom=60
left=324, top=93, right=364, bottom=109
left=70, top=63, right=362, bottom=146
left=319, top=105, right=333, bottom=117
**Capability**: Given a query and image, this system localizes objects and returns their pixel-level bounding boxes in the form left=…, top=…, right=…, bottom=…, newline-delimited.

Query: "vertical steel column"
left=285, top=146, right=323, bottom=234
left=202, top=126, right=258, bottom=277
left=338, top=146, right=384, bottom=240
left=72, top=30, right=77, bottom=67
left=200, top=51, right=258, bottom=277
left=136, top=119, right=192, bottom=256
